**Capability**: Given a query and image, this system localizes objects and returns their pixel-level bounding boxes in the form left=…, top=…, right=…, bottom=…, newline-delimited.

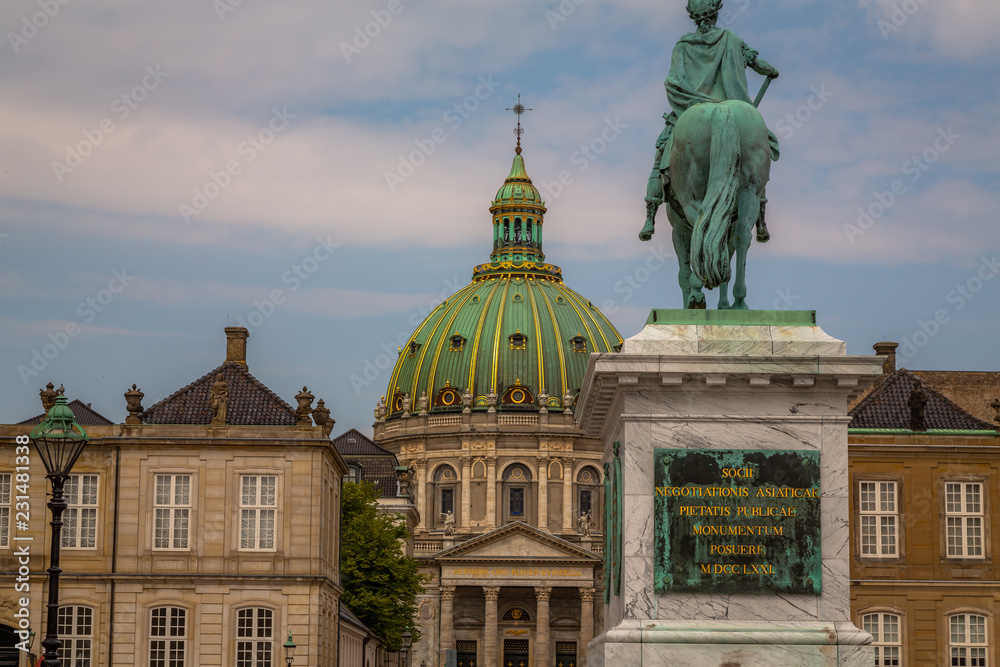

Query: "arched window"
left=150, top=606, right=187, bottom=667
left=503, top=464, right=533, bottom=523
left=503, top=219, right=510, bottom=245
left=576, top=466, right=602, bottom=533
left=570, top=334, right=588, bottom=354
left=58, top=606, right=93, bottom=666
left=514, top=218, right=522, bottom=244
left=501, top=607, right=531, bottom=622
left=861, top=612, right=901, bottom=666
left=949, top=613, right=988, bottom=666
left=236, top=608, right=274, bottom=667
left=433, top=465, right=459, bottom=530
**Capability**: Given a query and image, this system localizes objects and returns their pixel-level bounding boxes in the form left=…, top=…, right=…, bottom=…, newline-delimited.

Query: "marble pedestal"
left=575, top=311, right=882, bottom=667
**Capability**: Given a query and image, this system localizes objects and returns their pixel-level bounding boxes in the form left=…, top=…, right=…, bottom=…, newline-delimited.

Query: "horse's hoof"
left=756, top=229, right=770, bottom=243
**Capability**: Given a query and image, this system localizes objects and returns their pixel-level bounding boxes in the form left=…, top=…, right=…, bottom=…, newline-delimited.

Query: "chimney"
left=873, top=341, right=898, bottom=375
left=225, top=327, right=249, bottom=366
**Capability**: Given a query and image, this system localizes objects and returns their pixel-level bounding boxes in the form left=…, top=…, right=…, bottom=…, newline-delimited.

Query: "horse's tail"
left=691, top=104, right=740, bottom=289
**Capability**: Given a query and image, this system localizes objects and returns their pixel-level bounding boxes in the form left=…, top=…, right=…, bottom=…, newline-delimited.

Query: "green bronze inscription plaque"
left=654, top=448, right=821, bottom=595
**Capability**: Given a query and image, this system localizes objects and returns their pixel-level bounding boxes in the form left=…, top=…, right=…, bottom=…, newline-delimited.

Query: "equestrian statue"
left=639, top=0, right=779, bottom=309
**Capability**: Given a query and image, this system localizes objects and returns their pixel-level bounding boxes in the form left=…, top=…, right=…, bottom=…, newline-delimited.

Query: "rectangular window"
left=0, top=473, right=10, bottom=548
left=946, top=482, right=984, bottom=558
left=862, top=612, right=901, bottom=666
left=154, top=474, right=191, bottom=550
left=859, top=481, right=897, bottom=557
left=950, top=614, right=988, bottom=666
left=236, top=608, right=274, bottom=667
left=510, top=487, right=524, bottom=517
left=240, top=475, right=276, bottom=551
left=150, top=607, right=187, bottom=667
left=63, top=474, right=99, bottom=549
left=58, top=606, right=93, bottom=667
left=580, top=489, right=593, bottom=517
left=441, top=488, right=454, bottom=516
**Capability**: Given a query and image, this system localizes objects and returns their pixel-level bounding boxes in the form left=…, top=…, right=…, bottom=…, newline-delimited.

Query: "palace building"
left=849, top=342, right=1000, bottom=666
left=0, top=328, right=348, bottom=667
left=370, top=135, right=623, bottom=667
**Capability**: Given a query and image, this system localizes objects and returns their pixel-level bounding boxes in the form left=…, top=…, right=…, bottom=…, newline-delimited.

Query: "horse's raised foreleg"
left=733, top=189, right=761, bottom=310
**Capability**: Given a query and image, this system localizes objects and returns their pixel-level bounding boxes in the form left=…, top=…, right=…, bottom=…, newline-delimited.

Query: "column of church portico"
left=486, top=455, right=497, bottom=528
left=461, top=455, right=472, bottom=528
left=483, top=586, right=500, bottom=667
left=534, top=587, right=551, bottom=667
left=562, top=458, right=573, bottom=532
left=416, top=459, right=428, bottom=532
left=537, top=455, right=548, bottom=529
left=440, top=586, right=456, bottom=667
left=579, top=587, right=595, bottom=666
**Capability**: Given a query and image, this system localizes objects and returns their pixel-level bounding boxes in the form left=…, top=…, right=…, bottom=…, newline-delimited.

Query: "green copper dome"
left=382, top=148, right=622, bottom=417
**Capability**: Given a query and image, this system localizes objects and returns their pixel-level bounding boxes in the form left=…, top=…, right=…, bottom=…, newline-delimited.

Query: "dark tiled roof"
left=849, top=369, right=995, bottom=431
left=18, top=399, right=115, bottom=426
left=141, top=362, right=297, bottom=426
left=912, top=371, right=1000, bottom=427
left=333, top=429, right=400, bottom=497
left=332, top=428, right=394, bottom=456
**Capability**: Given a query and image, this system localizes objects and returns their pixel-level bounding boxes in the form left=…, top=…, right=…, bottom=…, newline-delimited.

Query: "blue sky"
left=2, top=0, right=998, bottom=434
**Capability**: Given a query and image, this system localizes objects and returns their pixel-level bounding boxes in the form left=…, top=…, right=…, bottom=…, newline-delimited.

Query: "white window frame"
left=58, top=605, right=93, bottom=667
left=154, top=474, right=191, bottom=551
left=240, top=475, right=277, bottom=551
left=150, top=606, right=187, bottom=667
left=0, top=472, right=11, bottom=549
left=63, top=474, right=99, bottom=550
left=862, top=611, right=902, bottom=666
left=946, top=482, right=984, bottom=559
left=859, top=480, right=898, bottom=558
left=236, top=607, right=274, bottom=667
left=949, top=613, right=989, bottom=667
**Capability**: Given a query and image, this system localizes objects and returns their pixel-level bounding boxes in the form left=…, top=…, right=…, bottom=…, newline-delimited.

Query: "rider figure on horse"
left=644, top=0, right=780, bottom=242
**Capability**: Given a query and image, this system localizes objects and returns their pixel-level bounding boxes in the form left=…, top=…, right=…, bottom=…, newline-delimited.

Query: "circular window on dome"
left=471, top=295, right=480, bottom=303
left=391, top=393, right=406, bottom=413
left=436, top=386, right=461, bottom=407
left=513, top=293, right=523, bottom=303
left=501, top=383, right=534, bottom=405
left=556, top=296, right=566, bottom=305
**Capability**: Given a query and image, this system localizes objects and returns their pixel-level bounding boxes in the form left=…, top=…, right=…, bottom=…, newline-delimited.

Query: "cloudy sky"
left=2, top=0, right=998, bottom=434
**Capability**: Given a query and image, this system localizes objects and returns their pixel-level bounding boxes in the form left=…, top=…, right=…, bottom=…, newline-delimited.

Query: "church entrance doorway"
left=503, top=638, right=529, bottom=667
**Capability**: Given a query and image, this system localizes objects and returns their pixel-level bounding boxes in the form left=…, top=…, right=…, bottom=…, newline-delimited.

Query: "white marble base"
left=577, top=315, right=883, bottom=666
left=588, top=621, right=874, bottom=667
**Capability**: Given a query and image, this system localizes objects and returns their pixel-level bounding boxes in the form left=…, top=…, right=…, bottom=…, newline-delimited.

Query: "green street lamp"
left=283, top=631, right=297, bottom=667
left=401, top=629, right=412, bottom=667
left=29, top=394, right=89, bottom=667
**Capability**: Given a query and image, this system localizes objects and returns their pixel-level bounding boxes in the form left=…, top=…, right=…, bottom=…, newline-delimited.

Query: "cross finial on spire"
left=505, top=94, right=532, bottom=155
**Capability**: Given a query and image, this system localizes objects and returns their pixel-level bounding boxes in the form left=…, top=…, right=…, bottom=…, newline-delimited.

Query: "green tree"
left=340, top=481, right=424, bottom=649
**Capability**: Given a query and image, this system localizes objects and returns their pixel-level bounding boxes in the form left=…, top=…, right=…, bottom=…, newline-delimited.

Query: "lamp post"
left=30, top=394, right=89, bottom=667
left=400, top=629, right=412, bottom=667
left=282, top=632, right=296, bottom=667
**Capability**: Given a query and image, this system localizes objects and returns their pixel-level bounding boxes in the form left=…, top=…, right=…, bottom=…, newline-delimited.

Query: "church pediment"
left=435, top=522, right=600, bottom=564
